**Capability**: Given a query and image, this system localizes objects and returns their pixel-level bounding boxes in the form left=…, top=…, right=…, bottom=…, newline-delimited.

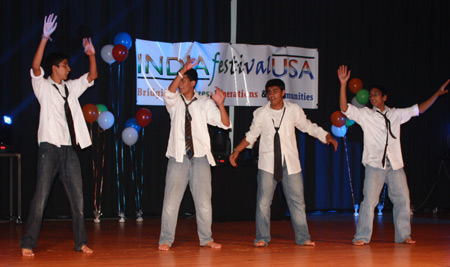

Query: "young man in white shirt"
left=229, top=79, right=338, bottom=247
left=337, top=65, right=449, bottom=245
left=21, top=14, right=97, bottom=256
left=158, top=59, right=231, bottom=251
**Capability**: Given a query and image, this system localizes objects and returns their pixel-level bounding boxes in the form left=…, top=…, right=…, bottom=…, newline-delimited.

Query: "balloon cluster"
left=348, top=78, right=368, bottom=108
left=82, top=103, right=115, bottom=130
left=330, top=111, right=352, bottom=137
left=121, top=108, right=152, bottom=146
left=100, top=32, right=132, bottom=64
left=330, top=76, right=366, bottom=137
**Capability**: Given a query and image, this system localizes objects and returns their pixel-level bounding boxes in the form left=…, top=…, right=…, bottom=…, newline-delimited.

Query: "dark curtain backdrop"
left=237, top=0, right=450, bottom=212
left=1, top=0, right=450, bottom=221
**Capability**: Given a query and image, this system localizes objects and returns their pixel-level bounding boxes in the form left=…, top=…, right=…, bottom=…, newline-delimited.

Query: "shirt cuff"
left=82, top=73, right=95, bottom=87
left=164, top=89, right=178, bottom=99
left=412, top=104, right=419, bottom=116
left=245, top=133, right=258, bottom=148
left=30, top=67, right=45, bottom=79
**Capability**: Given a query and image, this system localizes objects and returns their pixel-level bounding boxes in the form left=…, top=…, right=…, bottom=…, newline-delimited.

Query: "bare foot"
left=158, top=244, right=170, bottom=251
left=353, top=240, right=365, bottom=246
left=404, top=238, right=416, bottom=244
left=303, top=240, right=315, bottom=246
left=22, top=248, right=35, bottom=257
left=254, top=241, right=267, bottom=247
left=204, top=241, right=221, bottom=249
left=80, top=245, right=93, bottom=254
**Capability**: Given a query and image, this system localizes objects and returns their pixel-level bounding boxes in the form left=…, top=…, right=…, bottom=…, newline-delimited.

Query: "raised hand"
left=337, top=65, right=351, bottom=85
left=43, top=13, right=58, bottom=38
left=83, top=37, right=95, bottom=56
left=181, top=58, right=199, bottom=73
left=436, top=79, right=450, bottom=97
left=418, top=79, right=449, bottom=114
left=211, top=86, right=226, bottom=106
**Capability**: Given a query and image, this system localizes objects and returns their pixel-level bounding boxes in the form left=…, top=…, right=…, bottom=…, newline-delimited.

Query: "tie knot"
left=377, top=110, right=388, bottom=119
left=182, top=96, right=197, bottom=107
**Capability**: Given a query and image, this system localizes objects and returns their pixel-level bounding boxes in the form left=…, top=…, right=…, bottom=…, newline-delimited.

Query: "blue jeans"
left=20, top=142, right=88, bottom=251
left=353, top=160, right=411, bottom=243
left=159, top=156, right=214, bottom=247
left=255, top=166, right=311, bottom=245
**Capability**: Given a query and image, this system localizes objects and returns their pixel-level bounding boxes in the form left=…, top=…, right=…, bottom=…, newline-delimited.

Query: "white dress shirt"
left=31, top=67, right=94, bottom=149
left=246, top=101, right=329, bottom=175
left=342, top=103, right=419, bottom=170
left=164, top=90, right=232, bottom=166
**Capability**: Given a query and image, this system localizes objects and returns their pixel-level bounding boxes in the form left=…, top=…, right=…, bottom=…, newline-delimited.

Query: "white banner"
left=136, top=39, right=319, bottom=108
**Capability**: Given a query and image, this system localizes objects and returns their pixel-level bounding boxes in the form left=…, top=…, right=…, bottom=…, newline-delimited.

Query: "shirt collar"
left=181, top=90, right=199, bottom=102
left=373, top=105, right=390, bottom=114
left=48, top=76, right=66, bottom=87
left=264, top=100, right=289, bottom=110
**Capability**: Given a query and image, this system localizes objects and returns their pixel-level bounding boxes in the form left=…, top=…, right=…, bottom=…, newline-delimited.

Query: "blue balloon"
left=114, top=32, right=132, bottom=50
left=122, top=127, right=139, bottom=146
left=331, top=125, right=347, bottom=137
left=125, top=118, right=141, bottom=132
left=97, top=111, right=114, bottom=130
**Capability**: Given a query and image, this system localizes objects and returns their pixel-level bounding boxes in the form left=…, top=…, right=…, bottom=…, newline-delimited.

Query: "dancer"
left=158, top=59, right=231, bottom=250
left=230, top=79, right=338, bottom=247
left=20, top=14, right=97, bottom=256
left=337, top=65, right=449, bottom=245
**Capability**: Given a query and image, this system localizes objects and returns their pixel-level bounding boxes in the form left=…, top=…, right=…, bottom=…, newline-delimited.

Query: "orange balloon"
left=82, top=104, right=99, bottom=124
left=331, top=111, right=346, bottom=127
left=348, top=78, right=363, bottom=94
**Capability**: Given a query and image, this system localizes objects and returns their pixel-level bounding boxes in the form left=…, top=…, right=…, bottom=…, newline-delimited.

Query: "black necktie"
left=377, top=110, right=396, bottom=167
left=182, top=96, right=197, bottom=159
left=273, top=108, right=286, bottom=182
left=52, top=84, right=78, bottom=150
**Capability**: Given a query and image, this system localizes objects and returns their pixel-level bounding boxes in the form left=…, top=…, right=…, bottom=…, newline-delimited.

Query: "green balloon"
left=96, top=104, right=108, bottom=114
left=356, top=89, right=369, bottom=105
left=345, top=118, right=355, bottom=127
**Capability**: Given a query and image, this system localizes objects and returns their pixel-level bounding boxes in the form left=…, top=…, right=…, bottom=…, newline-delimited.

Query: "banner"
left=136, top=39, right=319, bottom=108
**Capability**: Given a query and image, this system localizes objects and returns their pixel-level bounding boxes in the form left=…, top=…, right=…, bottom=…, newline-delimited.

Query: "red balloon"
left=112, top=44, right=128, bottom=62
left=135, top=108, right=152, bottom=127
left=82, top=103, right=99, bottom=124
left=348, top=78, right=363, bottom=94
left=331, top=111, right=346, bottom=127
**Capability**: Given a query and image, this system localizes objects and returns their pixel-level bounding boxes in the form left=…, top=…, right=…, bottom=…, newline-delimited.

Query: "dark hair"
left=371, top=85, right=387, bottom=96
left=44, top=52, right=69, bottom=75
left=265, top=79, right=285, bottom=91
left=184, top=69, right=198, bottom=84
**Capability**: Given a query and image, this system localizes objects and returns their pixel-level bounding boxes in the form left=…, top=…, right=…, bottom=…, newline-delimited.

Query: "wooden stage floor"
left=1, top=213, right=449, bottom=266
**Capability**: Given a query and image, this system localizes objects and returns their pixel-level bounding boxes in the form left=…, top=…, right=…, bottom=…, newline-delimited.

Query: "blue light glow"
left=3, top=116, right=12, bottom=125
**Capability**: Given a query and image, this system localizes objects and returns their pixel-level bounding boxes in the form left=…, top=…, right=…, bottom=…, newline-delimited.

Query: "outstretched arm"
left=32, top=14, right=58, bottom=76
left=229, top=137, right=251, bottom=167
left=338, top=65, right=351, bottom=112
left=211, top=87, right=230, bottom=127
left=168, top=58, right=199, bottom=93
left=83, top=37, right=97, bottom=83
left=418, top=79, right=449, bottom=114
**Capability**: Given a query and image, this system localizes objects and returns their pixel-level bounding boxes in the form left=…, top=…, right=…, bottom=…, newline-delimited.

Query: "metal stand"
left=0, top=153, right=22, bottom=224
left=433, top=159, right=450, bottom=213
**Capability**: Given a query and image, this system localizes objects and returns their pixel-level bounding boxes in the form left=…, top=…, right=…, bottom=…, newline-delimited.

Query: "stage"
left=1, top=213, right=449, bottom=266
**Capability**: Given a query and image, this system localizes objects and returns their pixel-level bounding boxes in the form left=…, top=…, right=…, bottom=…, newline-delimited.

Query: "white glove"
left=43, top=13, right=58, bottom=38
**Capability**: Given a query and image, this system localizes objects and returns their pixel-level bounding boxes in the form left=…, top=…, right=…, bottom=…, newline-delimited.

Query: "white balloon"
left=351, top=96, right=364, bottom=108
left=98, top=111, right=114, bottom=130
left=100, top=44, right=115, bottom=64
left=122, top=127, right=139, bottom=146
